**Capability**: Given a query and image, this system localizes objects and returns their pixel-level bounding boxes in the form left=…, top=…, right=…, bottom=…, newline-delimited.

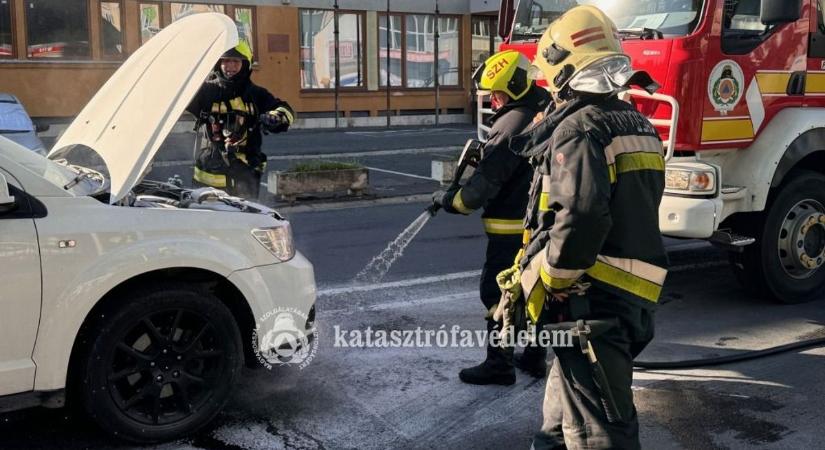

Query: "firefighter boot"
left=459, top=321, right=515, bottom=385
left=514, top=344, right=548, bottom=378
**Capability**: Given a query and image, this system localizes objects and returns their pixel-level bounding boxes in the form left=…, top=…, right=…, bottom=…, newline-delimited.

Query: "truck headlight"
left=252, top=224, right=295, bottom=262
left=665, top=168, right=716, bottom=193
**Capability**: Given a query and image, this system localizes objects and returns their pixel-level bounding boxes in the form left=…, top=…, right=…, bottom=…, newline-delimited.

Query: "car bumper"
left=228, top=252, right=317, bottom=339
left=659, top=194, right=722, bottom=239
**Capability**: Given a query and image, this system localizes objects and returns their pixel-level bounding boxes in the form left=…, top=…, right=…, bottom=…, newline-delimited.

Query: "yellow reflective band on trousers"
left=451, top=189, right=474, bottom=215
left=482, top=218, right=523, bottom=235
left=586, top=260, right=663, bottom=303
left=608, top=152, right=665, bottom=183
left=526, top=283, right=546, bottom=324
left=193, top=167, right=227, bottom=188
left=539, top=192, right=551, bottom=211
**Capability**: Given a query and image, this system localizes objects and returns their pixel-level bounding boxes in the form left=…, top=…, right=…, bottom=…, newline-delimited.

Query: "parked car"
left=0, top=13, right=316, bottom=443
left=0, top=93, right=49, bottom=155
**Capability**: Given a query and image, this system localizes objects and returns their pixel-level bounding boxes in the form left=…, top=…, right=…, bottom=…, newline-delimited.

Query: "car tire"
left=78, top=282, right=243, bottom=443
left=729, top=170, right=825, bottom=303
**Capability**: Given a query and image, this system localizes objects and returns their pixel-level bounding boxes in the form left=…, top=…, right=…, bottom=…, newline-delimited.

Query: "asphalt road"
left=2, top=200, right=824, bottom=450
left=9, top=125, right=825, bottom=449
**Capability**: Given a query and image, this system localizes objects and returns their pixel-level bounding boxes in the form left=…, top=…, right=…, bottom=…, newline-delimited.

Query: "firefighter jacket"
left=510, top=94, right=668, bottom=322
left=187, top=70, right=294, bottom=188
left=448, top=85, right=550, bottom=236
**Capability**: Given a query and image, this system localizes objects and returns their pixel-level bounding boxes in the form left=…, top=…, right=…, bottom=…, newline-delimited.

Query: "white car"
left=0, top=13, right=316, bottom=442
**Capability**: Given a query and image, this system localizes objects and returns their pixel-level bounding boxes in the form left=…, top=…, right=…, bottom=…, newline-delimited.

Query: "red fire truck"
left=482, top=0, right=825, bottom=303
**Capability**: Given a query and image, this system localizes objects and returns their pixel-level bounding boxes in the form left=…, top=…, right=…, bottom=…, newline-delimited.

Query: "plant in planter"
left=268, top=160, right=369, bottom=201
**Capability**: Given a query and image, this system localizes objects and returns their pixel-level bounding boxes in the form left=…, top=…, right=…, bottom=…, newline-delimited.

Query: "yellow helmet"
left=531, top=5, right=624, bottom=93
left=221, top=40, right=253, bottom=64
left=472, top=50, right=531, bottom=100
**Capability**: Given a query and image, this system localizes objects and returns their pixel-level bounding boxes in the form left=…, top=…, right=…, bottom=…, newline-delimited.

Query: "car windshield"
left=511, top=0, right=705, bottom=41
left=0, top=101, right=35, bottom=133
left=0, top=136, right=101, bottom=196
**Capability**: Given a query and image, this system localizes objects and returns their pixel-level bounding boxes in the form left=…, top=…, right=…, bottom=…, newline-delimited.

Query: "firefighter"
left=504, top=6, right=666, bottom=449
left=431, top=50, right=551, bottom=385
left=187, top=41, right=295, bottom=199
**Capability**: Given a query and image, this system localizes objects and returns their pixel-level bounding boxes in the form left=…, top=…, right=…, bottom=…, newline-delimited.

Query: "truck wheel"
left=730, top=170, right=825, bottom=303
left=79, top=283, right=243, bottom=443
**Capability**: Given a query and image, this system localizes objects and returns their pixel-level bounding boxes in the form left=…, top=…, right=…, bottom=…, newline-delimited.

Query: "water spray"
left=355, top=139, right=485, bottom=284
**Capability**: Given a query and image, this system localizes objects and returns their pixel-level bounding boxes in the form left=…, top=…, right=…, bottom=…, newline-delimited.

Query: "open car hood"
left=49, top=13, right=237, bottom=203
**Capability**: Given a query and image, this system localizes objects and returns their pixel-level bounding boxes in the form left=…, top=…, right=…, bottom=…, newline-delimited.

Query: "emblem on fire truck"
left=708, top=60, right=744, bottom=115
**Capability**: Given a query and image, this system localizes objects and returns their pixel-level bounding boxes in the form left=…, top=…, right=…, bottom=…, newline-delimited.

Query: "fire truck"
left=481, top=0, right=825, bottom=303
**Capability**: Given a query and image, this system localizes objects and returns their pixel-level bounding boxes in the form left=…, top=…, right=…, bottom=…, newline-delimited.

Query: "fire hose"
left=633, top=335, right=825, bottom=370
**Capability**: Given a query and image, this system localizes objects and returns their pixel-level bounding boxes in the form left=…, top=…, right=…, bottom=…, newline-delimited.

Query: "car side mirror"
left=35, top=123, right=51, bottom=133
left=761, top=0, right=801, bottom=26
left=0, top=173, right=16, bottom=211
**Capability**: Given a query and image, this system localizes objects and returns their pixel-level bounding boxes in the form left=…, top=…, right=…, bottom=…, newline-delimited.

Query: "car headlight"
left=665, top=168, right=716, bottom=193
left=252, top=224, right=295, bottom=262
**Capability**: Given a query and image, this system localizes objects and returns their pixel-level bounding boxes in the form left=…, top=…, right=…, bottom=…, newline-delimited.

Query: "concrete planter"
left=268, top=167, right=369, bottom=201
left=431, top=156, right=474, bottom=185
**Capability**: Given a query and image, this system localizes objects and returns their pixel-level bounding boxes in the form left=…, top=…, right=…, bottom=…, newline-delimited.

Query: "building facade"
left=0, top=0, right=501, bottom=119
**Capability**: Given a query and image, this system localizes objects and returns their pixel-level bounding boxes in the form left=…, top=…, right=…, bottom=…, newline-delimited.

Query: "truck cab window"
left=810, top=0, right=825, bottom=58
left=722, top=0, right=774, bottom=54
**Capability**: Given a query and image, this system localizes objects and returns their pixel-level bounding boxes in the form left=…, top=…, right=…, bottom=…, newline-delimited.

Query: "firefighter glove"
left=496, top=265, right=522, bottom=298
left=260, top=112, right=286, bottom=129
left=431, top=189, right=459, bottom=214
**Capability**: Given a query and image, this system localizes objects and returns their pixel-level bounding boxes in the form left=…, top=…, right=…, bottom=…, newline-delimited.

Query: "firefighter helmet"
left=220, top=40, right=253, bottom=64
left=472, top=50, right=531, bottom=100
left=531, top=5, right=624, bottom=93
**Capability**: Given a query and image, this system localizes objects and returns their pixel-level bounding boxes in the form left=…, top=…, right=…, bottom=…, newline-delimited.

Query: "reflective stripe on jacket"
left=449, top=85, right=550, bottom=236
left=512, top=95, right=668, bottom=320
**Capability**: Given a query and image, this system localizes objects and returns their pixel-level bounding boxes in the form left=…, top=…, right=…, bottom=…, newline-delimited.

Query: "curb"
left=38, top=114, right=473, bottom=138
left=274, top=193, right=431, bottom=214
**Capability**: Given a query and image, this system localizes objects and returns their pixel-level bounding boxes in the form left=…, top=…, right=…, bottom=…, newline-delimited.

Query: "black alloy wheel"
left=79, top=283, right=242, bottom=443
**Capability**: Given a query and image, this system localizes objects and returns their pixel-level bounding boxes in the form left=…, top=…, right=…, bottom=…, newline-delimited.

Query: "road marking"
left=265, top=146, right=462, bottom=161
left=318, top=259, right=725, bottom=298
left=346, top=128, right=467, bottom=137
left=318, top=270, right=482, bottom=296
left=365, top=166, right=436, bottom=181
left=150, top=146, right=462, bottom=168
left=277, top=194, right=431, bottom=213
left=320, top=291, right=477, bottom=315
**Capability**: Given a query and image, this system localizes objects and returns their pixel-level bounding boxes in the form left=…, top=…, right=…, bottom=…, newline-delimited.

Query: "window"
left=26, top=0, right=90, bottom=59
left=724, top=0, right=767, bottom=33
left=472, top=16, right=502, bottom=73
left=722, top=0, right=771, bottom=54
left=379, top=14, right=402, bottom=87
left=171, top=3, right=224, bottom=22
left=139, top=3, right=161, bottom=45
left=405, top=15, right=434, bottom=87
left=235, top=7, right=254, bottom=53
left=403, top=14, right=460, bottom=88
left=438, top=17, right=459, bottom=86
left=1, top=0, right=12, bottom=58
left=100, top=2, right=123, bottom=58
left=299, top=9, right=364, bottom=89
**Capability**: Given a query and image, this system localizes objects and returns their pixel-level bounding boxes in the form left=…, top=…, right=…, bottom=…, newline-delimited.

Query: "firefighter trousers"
left=531, top=287, right=654, bottom=450
left=480, top=233, right=546, bottom=368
